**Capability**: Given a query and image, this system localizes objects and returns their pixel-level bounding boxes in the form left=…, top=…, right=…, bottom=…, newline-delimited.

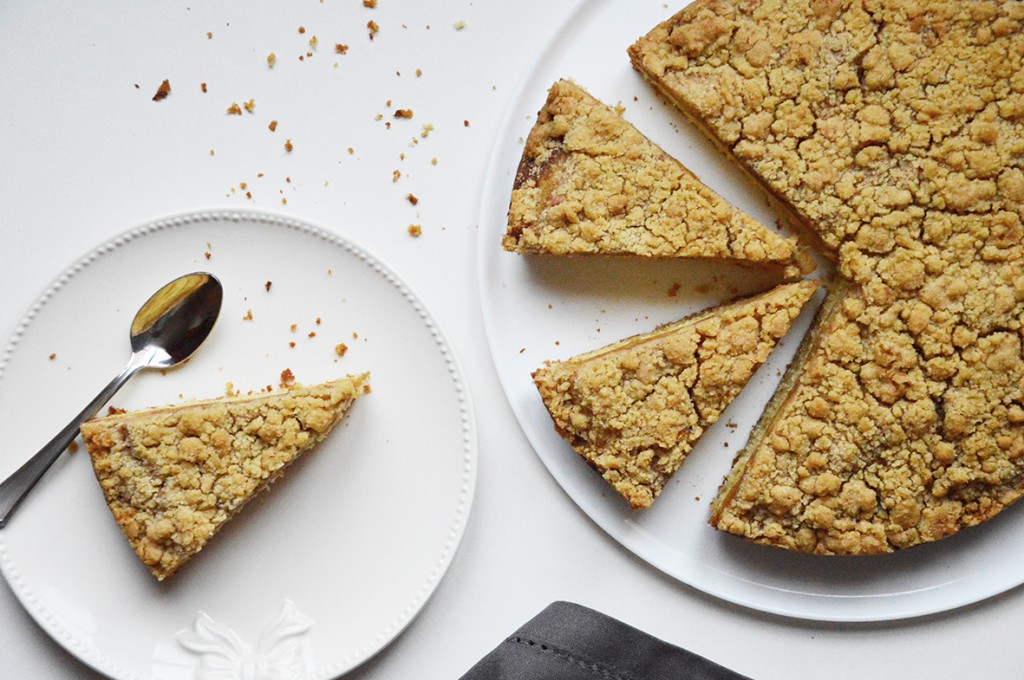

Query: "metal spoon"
left=0, top=271, right=223, bottom=528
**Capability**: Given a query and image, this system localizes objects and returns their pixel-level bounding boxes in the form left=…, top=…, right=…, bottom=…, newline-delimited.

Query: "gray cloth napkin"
left=460, top=601, right=750, bottom=680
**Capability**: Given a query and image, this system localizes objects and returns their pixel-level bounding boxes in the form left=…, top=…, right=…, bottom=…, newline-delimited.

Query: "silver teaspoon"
left=0, top=271, right=223, bottom=528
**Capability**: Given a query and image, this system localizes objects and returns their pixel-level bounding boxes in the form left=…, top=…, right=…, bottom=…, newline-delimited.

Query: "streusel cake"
left=80, top=374, right=369, bottom=579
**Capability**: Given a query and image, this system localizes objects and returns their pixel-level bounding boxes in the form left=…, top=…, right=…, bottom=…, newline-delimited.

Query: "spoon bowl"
left=131, top=273, right=223, bottom=367
left=0, top=272, right=223, bottom=527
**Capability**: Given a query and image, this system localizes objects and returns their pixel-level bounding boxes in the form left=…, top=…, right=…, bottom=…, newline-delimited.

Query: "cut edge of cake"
left=709, top=280, right=850, bottom=533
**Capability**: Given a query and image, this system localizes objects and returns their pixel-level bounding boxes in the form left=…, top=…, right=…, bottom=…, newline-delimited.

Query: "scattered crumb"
left=210, top=149, right=215, bottom=156
left=204, top=251, right=212, bottom=260
left=265, top=280, right=272, bottom=292
left=242, top=309, right=253, bottom=321
left=408, top=224, right=422, bottom=237
left=206, top=31, right=213, bottom=39
left=308, top=331, right=317, bottom=338
left=431, top=157, right=437, bottom=165
left=363, top=0, right=377, bottom=6
left=392, top=169, right=401, bottom=182
left=48, top=353, right=56, bottom=360
left=68, top=440, right=79, bottom=454
left=290, top=324, right=298, bottom=332
left=309, top=35, right=318, bottom=48
left=335, top=43, right=349, bottom=54
left=281, top=197, right=288, bottom=205
left=298, top=26, right=306, bottom=34
left=416, top=68, right=422, bottom=77
left=463, top=119, right=470, bottom=127
left=243, top=99, right=255, bottom=113
left=454, top=20, right=466, bottom=30
left=280, top=368, right=295, bottom=386
left=335, top=343, right=349, bottom=357
left=315, top=317, right=322, bottom=325
left=421, top=123, right=434, bottom=137
left=152, top=79, right=171, bottom=101
left=285, top=139, right=293, bottom=152
left=289, top=341, right=296, bottom=348
left=394, top=108, right=413, bottom=119
left=267, top=53, right=277, bottom=68
left=406, top=193, right=419, bottom=205
left=269, top=120, right=278, bottom=132
left=227, top=102, right=242, bottom=115
left=367, top=20, right=379, bottom=39
left=201, top=82, right=208, bottom=93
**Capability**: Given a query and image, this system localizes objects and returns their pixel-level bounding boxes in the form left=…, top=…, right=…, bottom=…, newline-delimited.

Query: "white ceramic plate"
left=0, top=209, right=476, bottom=678
left=478, top=0, right=1024, bottom=622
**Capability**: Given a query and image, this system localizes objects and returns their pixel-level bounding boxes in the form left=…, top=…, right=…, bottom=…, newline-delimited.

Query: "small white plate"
left=0, top=209, right=476, bottom=678
left=478, top=0, right=1024, bottom=622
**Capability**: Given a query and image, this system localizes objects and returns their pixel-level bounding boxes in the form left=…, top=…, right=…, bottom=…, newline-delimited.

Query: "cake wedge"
left=504, top=79, right=806, bottom=278
left=533, top=281, right=817, bottom=509
left=80, top=374, right=370, bottom=580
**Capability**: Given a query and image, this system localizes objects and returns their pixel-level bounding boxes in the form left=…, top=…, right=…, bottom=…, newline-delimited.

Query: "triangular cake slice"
left=80, top=374, right=370, bottom=580
left=533, top=282, right=817, bottom=509
left=504, top=79, right=806, bottom=278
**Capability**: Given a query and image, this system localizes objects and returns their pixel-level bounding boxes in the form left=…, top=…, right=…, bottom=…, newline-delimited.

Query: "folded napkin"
left=460, top=601, right=749, bottom=680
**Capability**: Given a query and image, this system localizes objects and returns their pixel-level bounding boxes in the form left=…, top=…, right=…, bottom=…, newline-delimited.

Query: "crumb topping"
left=630, top=0, right=1024, bottom=553
left=504, top=79, right=805, bottom=276
left=533, top=281, right=817, bottom=509
left=80, top=375, right=369, bottom=580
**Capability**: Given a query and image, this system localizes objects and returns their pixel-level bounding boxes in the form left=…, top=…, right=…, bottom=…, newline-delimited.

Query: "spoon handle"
left=0, top=360, right=142, bottom=528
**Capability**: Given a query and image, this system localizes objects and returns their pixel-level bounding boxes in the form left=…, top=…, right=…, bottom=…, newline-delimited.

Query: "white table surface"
left=1, top=1, right=1022, bottom=678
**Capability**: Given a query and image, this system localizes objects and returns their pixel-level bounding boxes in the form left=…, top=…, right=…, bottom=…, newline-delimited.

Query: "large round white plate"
left=0, top=209, right=476, bottom=678
left=478, top=0, right=1024, bottom=622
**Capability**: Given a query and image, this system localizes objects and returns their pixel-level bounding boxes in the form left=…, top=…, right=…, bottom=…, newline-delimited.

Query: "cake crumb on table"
left=152, top=79, right=171, bottom=101
left=226, top=102, right=242, bottom=115
left=407, top=224, right=422, bottom=237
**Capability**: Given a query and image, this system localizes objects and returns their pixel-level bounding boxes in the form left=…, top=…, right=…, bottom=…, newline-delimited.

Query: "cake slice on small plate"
left=533, top=282, right=816, bottom=509
left=80, top=373, right=370, bottom=580
left=503, top=79, right=807, bottom=278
